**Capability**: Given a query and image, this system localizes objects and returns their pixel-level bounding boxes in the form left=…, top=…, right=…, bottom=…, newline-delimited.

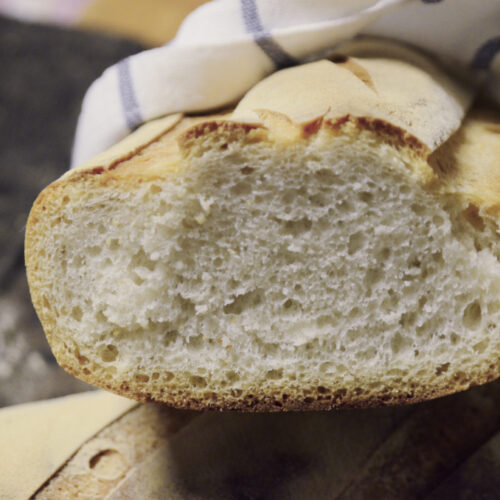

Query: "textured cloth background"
left=71, top=0, right=500, bottom=167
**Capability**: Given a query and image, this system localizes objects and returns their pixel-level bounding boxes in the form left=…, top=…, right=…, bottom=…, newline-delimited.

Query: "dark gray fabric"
left=0, top=15, right=143, bottom=406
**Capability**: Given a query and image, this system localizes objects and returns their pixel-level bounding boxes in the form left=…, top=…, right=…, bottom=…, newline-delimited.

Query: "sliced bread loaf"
left=25, top=49, right=500, bottom=410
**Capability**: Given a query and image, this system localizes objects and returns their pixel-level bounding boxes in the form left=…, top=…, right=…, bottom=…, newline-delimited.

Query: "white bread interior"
left=25, top=50, right=500, bottom=410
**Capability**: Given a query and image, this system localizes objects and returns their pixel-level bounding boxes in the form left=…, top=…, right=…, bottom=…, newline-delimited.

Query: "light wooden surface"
left=78, top=0, right=208, bottom=46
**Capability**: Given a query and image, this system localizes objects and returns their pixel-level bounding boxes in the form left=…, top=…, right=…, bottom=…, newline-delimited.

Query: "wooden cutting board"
left=33, top=380, right=500, bottom=499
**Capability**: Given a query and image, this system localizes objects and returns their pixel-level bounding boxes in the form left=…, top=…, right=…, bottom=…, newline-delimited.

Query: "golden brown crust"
left=429, top=106, right=500, bottom=215
left=56, top=348, right=500, bottom=412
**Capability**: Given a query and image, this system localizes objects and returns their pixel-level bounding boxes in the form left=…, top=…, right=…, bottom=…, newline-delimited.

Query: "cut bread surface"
left=26, top=55, right=500, bottom=410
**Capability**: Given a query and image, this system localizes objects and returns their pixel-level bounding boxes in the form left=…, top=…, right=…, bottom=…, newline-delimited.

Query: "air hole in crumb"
left=462, top=301, right=482, bottom=330
left=100, top=344, right=118, bottom=362
left=240, top=166, right=254, bottom=175
left=231, top=181, right=252, bottom=196
left=281, top=190, right=296, bottom=205
left=283, top=298, right=299, bottom=310
left=109, top=239, right=120, bottom=250
left=165, top=371, right=175, bottom=381
left=96, top=311, right=107, bottom=322
left=223, top=289, right=262, bottom=314
left=131, top=249, right=156, bottom=271
left=432, top=215, right=445, bottom=227
left=463, top=204, right=485, bottom=231
left=74, top=347, right=89, bottom=365
left=226, top=371, right=239, bottom=382
left=152, top=372, right=160, bottom=380
left=345, top=328, right=361, bottom=342
left=228, top=278, right=240, bottom=291
left=435, top=363, right=450, bottom=375
left=190, top=376, right=207, bottom=388
left=71, top=306, right=83, bottom=321
left=158, top=199, right=168, bottom=214
left=319, top=362, right=332, bottom=373
left=357, top=347, right=376, bottom=361
left=473, top=339, right=489, bottom=354
left=308, top=193, right=327, bottom=207
left=164, top=330, right=179, bottom=346
left=317, top=315, right=336, bottom=328
left=348, top=307, right=360, bottom=319
left=410, top=203, right=425, bottom=215
left=391, top=333, right=404, bottom=354
left=358, top=191, right=373, bottom=203
left=150, top=184, right=162, bottom=194
left=348, top=231, right=365, bottom=255
left=179, top=296, right=195, bottom=314
left=266, top=369, right=283, bottom=380
left=135, top=373, right=149, bottom=383
left=409, top=257, right=421, bottom=268
left=365, top=268, right=383, bottom=286
left=488, top=301, right=500, bottom=314
left=188, top=335, right=203, bottom=349
left=182, top=218, right=197, bottom=230
left=62, top=195, right=70, bottom=205
left=399, top=311, right=416, bottom=328
left=281, top=218, right=312, bottom=236
left=431, top=251, right=444, bottom=264
left=315, top=168, right=339, bottom=185
left=338, top=200, right=351, bottom=212
left=131, top=272, right=145, bottom=286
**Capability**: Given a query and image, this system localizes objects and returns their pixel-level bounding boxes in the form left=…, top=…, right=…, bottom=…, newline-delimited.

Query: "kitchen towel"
left=71, top=0, right=500, bottom=167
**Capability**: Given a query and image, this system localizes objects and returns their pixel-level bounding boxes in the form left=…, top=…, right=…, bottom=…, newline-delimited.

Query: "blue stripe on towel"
left=471, top=36, right=500, bottom=70
left=240, top=0, right=297, bottom=68
left=117, top=58, right=143, bottom=130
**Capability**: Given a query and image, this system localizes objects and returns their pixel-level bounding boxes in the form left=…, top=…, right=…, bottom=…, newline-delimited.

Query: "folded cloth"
left=71, top=0, right=500, bottom=167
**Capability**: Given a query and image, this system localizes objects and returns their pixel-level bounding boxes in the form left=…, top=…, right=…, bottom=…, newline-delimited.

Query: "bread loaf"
left=25, top=47, right=500, bottom=410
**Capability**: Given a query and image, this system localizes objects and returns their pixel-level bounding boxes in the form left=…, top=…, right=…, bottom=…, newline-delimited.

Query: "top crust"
left=67, top=48, right=472, bottom=180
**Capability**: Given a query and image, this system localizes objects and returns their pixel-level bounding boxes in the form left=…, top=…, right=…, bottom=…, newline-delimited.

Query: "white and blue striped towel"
left=71, top=0, right=500, bottom=167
